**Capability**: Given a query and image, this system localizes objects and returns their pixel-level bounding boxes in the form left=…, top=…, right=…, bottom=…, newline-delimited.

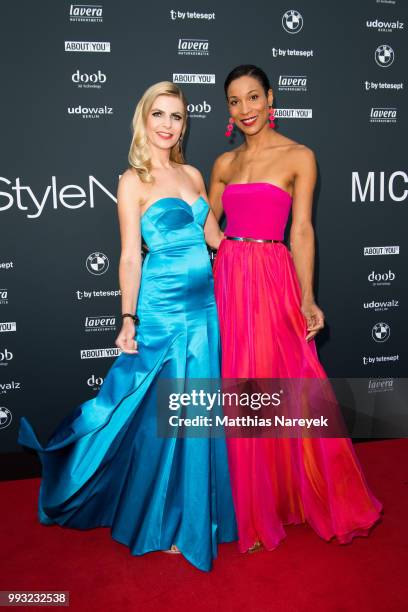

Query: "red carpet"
left=1, top=439, right=407, bottom=612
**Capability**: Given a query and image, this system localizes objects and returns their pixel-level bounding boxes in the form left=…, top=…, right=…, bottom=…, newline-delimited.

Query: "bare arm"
left=208, top=154, right=228, bottom=222
left=290, top=148, right=324, bottom=340
left=115, top=170, right=143, bottom=354
left=185, top=165, right=224, bottom=249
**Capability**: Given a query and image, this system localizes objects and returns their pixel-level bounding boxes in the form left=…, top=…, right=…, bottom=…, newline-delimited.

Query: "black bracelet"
left=121, top=313, right=140, bottom=325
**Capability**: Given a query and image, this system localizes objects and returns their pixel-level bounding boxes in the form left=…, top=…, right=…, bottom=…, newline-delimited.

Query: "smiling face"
left=145, top=94, right=185, bottom=151
left=226, top=75, right=273, bottom=135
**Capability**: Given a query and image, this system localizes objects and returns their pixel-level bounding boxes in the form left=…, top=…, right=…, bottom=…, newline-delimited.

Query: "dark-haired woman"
left=210, top=65, right=382, bottom=554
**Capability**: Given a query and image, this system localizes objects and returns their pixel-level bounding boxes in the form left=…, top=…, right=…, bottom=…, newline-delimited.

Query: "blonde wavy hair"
left=128, top=81, right=188, bottom=183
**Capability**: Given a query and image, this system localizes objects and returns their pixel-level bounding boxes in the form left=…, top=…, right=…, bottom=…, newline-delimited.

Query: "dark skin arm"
left=289, top=148, right=324, bottom=341
left=208, top=153, right=231, bottom=222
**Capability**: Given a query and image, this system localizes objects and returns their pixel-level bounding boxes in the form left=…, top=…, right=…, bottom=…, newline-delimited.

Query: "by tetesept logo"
left=282, top=10, right=304, bottom=34
left=86, top=252, right=109, bottom=275
left=69, top=4, right=103, bottom=23
left=364, top=80, right=404, bottom=91
left=374, top=44, right=395, bottom=67
left=272, top=47, right=313, bottom=58
left=170, top=10, right=215, bottom=20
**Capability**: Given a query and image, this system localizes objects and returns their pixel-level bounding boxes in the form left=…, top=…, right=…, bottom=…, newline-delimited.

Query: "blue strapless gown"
left=18, top=196, right=237, bottom=572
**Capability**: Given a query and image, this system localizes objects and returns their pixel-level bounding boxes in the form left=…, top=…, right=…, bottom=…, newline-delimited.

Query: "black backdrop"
left=1, top=0, right=407, bottom=476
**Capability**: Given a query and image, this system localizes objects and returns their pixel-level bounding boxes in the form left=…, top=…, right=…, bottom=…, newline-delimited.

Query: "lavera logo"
left=0, top=289, right=8, bottom=305
left=370, top=107, right=397, bottom=123
left=278, top=75, right=307, bottom=91
left=178, top=38, right=209, bottom=55
left=85, top=315, right=116, bottom=332
left=0, top=176, right=117, bottom=219
left=69, top=4, right=103, bottom=23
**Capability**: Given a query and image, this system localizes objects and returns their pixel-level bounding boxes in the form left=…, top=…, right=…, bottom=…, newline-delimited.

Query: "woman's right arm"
left=115, top=170, right=143, bottom=354
left=208, top=153, right=229, bottom=222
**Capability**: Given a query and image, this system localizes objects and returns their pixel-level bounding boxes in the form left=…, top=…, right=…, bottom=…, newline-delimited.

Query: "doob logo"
left=368, top=269, right=395, bottom=285
left=0, top=348, right=13, bottom=364
left=187, top=101, right=212, bottom=118
left=72, top=70, right=107, bottom=88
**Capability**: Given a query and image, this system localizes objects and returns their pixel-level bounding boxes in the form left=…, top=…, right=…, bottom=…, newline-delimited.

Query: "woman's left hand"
left=301, top=300, right=325, bottom=342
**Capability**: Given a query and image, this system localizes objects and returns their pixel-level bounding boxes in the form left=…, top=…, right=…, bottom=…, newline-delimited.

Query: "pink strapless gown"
left=213, top=183, right=382, bottom=553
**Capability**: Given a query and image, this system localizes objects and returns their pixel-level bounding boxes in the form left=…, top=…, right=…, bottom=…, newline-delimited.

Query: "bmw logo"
left=0, top=407, right=12, bottom=429
left=371, top=322, right=391, bottom=343
left=374, top=45, right=395, bottom=68
left=86, top=252, right=110, bottom=275
left=282, top=10, right=304, bottom=34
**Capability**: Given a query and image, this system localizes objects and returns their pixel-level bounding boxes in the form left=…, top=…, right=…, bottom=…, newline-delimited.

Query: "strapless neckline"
left=141, top=195, right=207, bottom=220
left=224, top=182, right=292, bottom=201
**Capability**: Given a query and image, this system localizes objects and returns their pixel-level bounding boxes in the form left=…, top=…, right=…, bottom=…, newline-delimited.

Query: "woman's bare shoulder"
left=211, top=149, right=239, bottom=178
left=117, top=168, right=146, bottom=204
left=119, top=167, right=142, bottom=185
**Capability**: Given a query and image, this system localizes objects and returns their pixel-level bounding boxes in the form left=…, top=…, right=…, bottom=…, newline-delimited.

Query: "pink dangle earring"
left=268, top=106, right=276, bottom=129
left=225, top=117, right=234, bottom=138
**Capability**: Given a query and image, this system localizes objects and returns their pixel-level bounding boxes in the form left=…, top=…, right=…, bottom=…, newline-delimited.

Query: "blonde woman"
left=18, top=82, right=237, bottom=572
